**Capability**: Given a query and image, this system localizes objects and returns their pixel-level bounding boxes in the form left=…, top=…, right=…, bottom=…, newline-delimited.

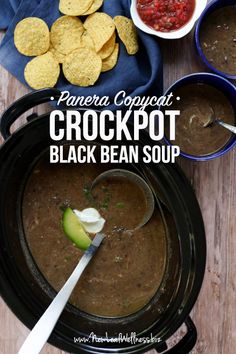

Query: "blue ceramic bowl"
left=195, top=0, right=236, bottom=80
left=163, top=73, right=236, bottom=161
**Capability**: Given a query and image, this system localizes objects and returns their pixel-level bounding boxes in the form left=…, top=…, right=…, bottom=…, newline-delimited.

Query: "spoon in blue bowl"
left=203, top=107, right=236, bottom=134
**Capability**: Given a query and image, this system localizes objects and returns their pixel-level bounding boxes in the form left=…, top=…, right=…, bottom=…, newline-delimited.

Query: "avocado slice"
left=62, top=208, right=92, bottom=251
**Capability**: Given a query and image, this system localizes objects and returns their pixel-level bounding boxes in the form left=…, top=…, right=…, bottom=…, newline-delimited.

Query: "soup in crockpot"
left=22, top=152, right=167, bottom=317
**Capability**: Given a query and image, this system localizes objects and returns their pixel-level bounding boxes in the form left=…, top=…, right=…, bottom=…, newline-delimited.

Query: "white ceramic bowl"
left=130, top=0, right=208, bottom=39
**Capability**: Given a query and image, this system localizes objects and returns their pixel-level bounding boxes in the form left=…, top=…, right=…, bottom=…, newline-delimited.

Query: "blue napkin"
left=0, top=0, right=26, bottom=29
left=0, top=0, right=163, bottom=111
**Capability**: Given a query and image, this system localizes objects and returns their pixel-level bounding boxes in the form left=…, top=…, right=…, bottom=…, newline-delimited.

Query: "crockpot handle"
left=0, top=88, right=61, bottom=140
left=156, top=317, right=197, bottom=354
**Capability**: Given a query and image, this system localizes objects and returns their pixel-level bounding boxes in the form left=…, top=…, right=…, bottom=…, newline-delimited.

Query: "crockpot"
left=0, top=89, right=206, bottom=354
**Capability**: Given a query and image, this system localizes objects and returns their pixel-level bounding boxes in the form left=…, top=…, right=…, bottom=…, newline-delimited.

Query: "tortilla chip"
left=48, top=43, right=66, bottom=64
left=14, top=17, right=50, bottom=56
left=114, top=16, right=139, bottom=55
left=81, top=31, right=95, bottom=50
left=51, top=16, right=84, bottom=55
left=59, top=0, right=93, bottom=16
left=82, top=0, right=103, bottom=15
left=102, top=43, right=119, bottom=72
left=84, top=13, right=115, bottom=52
left=63, top=48, right=102, bottom=86
left=24, top=52, right=60, bottom=89
left=98, top=32, right=116, bottom=60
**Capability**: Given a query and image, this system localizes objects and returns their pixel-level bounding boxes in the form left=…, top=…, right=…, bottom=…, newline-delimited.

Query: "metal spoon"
left=91, top=169, right=155, bottom=230
left=203, top=107, right=236, bottom=134
left=18, top=233, right=104, bottom=354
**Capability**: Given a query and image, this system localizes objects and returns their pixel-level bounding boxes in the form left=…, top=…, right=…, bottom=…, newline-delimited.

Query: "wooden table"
left=0, top=7, right=235, bottom=353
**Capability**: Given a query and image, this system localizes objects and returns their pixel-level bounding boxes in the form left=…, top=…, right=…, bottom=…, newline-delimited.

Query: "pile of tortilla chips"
left=13, top=0, right=139, bottom=89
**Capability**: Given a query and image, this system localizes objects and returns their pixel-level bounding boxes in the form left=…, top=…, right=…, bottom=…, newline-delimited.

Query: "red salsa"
left=137, top=0, right=195, bottom=32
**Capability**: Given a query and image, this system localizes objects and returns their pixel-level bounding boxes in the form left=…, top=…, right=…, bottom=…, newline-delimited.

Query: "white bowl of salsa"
left=130, top=0, right=208, bottom=39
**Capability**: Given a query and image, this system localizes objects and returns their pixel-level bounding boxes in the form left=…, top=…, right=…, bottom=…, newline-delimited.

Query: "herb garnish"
left=116, top=202, right=125, bottom=209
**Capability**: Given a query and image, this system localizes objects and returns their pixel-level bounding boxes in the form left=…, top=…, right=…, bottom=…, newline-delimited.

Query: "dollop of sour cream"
left=73, top=208, right=105, bottom=234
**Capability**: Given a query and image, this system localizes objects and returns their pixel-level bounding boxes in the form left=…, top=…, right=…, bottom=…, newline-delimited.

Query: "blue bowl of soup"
left=163, top=73, right=236, bottom=161
left=195, top=0, right=236, bottom=80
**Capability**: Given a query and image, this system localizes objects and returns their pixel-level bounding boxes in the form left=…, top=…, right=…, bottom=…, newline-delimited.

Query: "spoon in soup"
left=203, top=107, right=236, bottom=134
left=91, top=169, right=155, bottom=230
left=18, top=233, right=104, bottom=354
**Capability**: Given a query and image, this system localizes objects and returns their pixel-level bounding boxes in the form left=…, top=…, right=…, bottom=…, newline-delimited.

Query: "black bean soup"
left=165, top=83, right=235, bottom=156
left=200, top=6, right=236, bottom=75
left=23, top=153, right=167, bottom=317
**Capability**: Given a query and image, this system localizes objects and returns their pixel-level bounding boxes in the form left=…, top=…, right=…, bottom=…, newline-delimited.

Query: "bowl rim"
left=195, top=0, right=236, bottom=80
left=130, top=0, right=208, bottom=40
left=163, top=72, right=236, bottom=161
